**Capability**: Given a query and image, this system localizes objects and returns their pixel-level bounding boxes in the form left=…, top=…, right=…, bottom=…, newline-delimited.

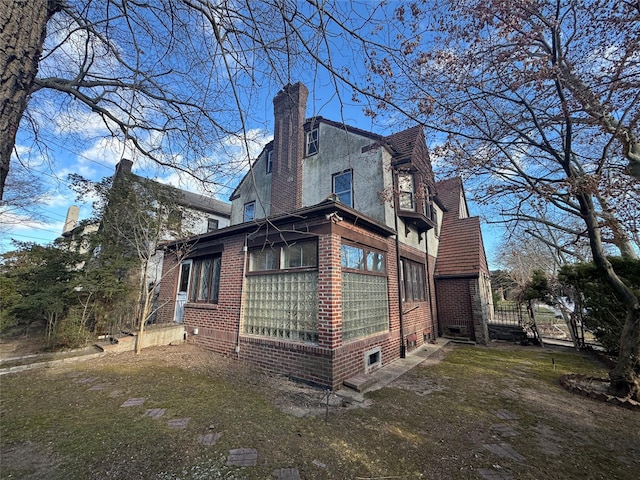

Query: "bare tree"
left=362, top=0, right=640, bottom=398
left=0, top=1, right=393, bottom=202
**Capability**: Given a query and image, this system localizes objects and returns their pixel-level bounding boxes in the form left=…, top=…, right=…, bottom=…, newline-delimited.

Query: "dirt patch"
left=0, top=441, right=62, bottom=480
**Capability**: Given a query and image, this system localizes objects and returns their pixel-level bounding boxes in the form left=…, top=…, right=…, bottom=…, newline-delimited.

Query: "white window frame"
left=306, top=128, right=319, bottom=156
left=266, top=149, right=273, bottom=174
left=243, top=201, right=255, bottom=222
left=333, top=170, right=353, bottom=208
left=398, top=172, right=415, bottom=211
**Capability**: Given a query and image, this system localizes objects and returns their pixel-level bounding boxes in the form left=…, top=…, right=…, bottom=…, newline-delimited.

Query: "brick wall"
left=156, top=216, right=430, bottom=390
left=435, top=277, right=477, bottom=340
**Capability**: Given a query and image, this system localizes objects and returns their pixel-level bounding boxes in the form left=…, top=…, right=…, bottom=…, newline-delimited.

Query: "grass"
left=1, top=343, right=638, bottom=479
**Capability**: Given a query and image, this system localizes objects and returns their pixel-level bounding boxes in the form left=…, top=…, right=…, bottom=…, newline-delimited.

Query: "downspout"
left=392, top=172, right=406, bottom=358
left=236, top=236, right=248, bottom=357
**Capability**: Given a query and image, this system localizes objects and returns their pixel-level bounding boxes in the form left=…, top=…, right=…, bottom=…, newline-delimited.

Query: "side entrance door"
left=173, top=260, right=192, bottom=323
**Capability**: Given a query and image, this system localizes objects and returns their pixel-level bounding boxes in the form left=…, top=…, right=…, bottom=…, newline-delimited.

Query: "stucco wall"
left=302, top=123, right=386, bottom=223
left=230, top=153, right=272, bottom=224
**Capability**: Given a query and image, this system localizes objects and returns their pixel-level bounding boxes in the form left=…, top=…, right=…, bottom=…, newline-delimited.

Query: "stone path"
left=66, top=372, right=302, bottom=479
left=477, top=408, right=525, bottom=479
left=65, top=371, right=535, bottom=480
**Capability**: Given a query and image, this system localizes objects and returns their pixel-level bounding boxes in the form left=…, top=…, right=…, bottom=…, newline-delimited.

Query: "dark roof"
left=435, top=177, right=464, bottom=217
left=304, top=116, right=385, bottom=143
left=434, top=177, right=489, bottom=277
left=385, top=125, right=423, bottom=163
left=178, top=190, right=231, bottom=217
left=164, top=197, right=395, bottom=250
left=434, top=216, right=488, bottom=277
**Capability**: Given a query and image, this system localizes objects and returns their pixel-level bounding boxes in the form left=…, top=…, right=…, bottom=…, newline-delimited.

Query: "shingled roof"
left=434, top=177, right=489, bottom=278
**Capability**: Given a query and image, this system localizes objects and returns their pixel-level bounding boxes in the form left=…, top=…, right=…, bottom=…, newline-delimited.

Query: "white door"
left=173, top=260, right=192, bottom=323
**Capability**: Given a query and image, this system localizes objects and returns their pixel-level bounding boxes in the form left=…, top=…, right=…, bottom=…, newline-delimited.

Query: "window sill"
left=185, top=302, right=219, bottom=311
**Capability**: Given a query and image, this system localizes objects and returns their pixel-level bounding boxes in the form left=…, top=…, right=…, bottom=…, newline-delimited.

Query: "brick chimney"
left=114, top=158, right=133, bottom=177
left=270, top=83, right=308, bottom=215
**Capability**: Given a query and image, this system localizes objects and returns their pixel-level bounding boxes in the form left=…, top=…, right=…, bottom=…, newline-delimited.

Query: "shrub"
left=559, top=258, right=640, bottom=355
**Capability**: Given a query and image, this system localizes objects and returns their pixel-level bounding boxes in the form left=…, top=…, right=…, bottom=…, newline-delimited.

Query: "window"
left=249, top=240, right=317, bottom=272
left=243, top=202, right=255, bottom=222
left=400, top=258, right=426, bottom=302
left=189, top=256, right=221, bottom=303
left=266, top=149, right=273, bottom=174
left=398, top=173, right=415, bottom=211
left=333, top=170, right=353, bottom=207
left=282, top=242, right=317, bottom=269
left=178, top=261, right=192, bottom=293
left=306, top=128, right=318, bottom=156
left=341, top=243, right=385, bottom=273
left=422, top=185, right=437, bottom=223
left=207, top=218, right=219, bottom=232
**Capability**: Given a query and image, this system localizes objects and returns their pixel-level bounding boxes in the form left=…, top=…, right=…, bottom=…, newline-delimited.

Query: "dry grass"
left=1, top=343, right=638, bottom=479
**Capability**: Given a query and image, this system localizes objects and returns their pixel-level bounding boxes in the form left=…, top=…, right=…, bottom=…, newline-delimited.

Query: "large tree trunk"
left=0, top=0, right=59, bottom=200
left=577, top=192, right=640, bottom=400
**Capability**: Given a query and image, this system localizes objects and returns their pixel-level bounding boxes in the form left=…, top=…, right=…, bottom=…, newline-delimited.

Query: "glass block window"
left=243, top=271, right=318, bottom=343
left=189, top=256, right=221, bottom=303
left=342, top=272, right=389, bottom=341
left=341, top=243, right=385, bottom=274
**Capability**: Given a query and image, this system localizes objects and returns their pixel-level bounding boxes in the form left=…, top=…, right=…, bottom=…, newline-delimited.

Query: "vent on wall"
left=364, top=347, right=382, bottom=373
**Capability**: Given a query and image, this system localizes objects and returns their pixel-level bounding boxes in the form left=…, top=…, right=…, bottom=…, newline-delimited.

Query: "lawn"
left=1, top=343, right=638, bottom=479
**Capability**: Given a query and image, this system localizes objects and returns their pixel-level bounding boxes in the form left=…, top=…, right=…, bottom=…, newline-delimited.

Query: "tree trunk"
left=0, top=0, right=60, bottom=199
left=576, top=191, right=640, bottom=400
left=609, top=307, right=640, bottom=400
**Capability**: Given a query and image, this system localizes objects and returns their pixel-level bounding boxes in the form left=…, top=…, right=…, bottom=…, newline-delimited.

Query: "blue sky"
left=1, top=81, right=502, bottom=268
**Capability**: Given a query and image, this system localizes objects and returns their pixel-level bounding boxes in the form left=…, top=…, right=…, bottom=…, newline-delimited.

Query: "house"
left=61, top=159, right=232, bottom=287
left=156, top=83, right=491, bottom=390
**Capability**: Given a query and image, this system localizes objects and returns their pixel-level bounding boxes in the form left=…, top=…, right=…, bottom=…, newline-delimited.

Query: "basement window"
left=364, top=347, right=382, bottom=373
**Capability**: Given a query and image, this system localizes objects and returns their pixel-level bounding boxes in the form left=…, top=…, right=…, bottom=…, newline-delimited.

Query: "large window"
left=243, top=202, right=255, bottom=222
left=333, top=170, right=353, bottom=207
left=249, top=240, right=317, bottom=272
left=341, top=242, right=389, bottom=340
left=398, top=173, right=415, bottom=211
left=306, top=128, right=319, bottom=156
left=189, top=256, right=222, bottom=303
left=244, top=239, right=319, bottom=343
left=400, top=258, right=426, bottom=302
left=341, top=243, right=385, bottom=273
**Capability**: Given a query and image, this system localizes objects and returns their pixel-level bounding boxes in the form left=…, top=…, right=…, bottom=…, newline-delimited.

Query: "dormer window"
left=398, top=173, right=415, bottom=211
left=306, top=128, right=319, bottom=156
left=266, top=149, right=273, bottom=174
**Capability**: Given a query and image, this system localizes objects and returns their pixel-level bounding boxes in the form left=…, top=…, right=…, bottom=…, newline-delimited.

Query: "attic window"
left=243, top=202, right=255, bottom=222
left=266, top=150, right=273, bottom=174
left=306, top=128, right=319, bottom=156
left=207, top=218, right=219, bottom=232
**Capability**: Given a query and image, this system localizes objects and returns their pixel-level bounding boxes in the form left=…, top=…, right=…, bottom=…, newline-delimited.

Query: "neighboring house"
left=61, top=159, right=232, bottom=287
left=156, top=83, right=491, bottom=390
